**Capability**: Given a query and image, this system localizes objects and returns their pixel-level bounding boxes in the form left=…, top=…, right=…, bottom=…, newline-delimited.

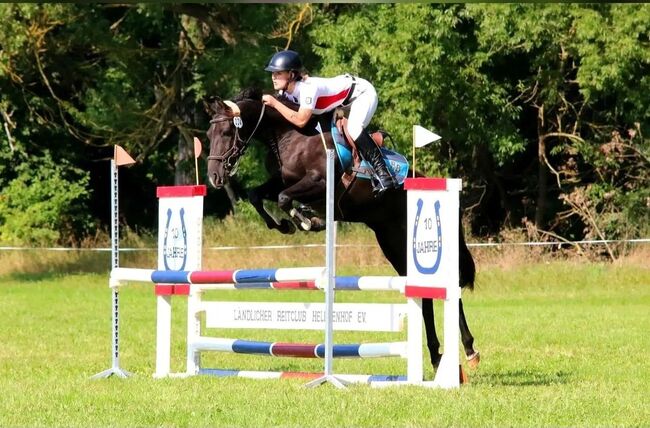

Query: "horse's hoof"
left=430, top=353, right=442, bottom=369
left=466, top=351, right=480, bottom=369
left=460, top=365, right=469, bottom=384
left=310, top=217, right=326, bottom=232
left=277, top=219, right=296, bottom=235
left=300, top=219, right=312, bottom=231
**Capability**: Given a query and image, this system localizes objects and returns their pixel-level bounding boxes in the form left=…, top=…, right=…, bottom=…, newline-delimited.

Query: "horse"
left=204, top=87, right=480, bottom=371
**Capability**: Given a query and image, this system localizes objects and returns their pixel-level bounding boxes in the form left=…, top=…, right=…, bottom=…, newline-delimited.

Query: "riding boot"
left=354, top=131, right=398, bottom=196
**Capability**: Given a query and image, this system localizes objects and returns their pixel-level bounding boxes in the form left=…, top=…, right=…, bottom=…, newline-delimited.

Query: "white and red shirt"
left=283, top=75, right=354, bottom=115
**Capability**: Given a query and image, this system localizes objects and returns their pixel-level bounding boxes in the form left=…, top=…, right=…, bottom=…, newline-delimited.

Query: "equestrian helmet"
left=265, top=50, right=302, bottom=72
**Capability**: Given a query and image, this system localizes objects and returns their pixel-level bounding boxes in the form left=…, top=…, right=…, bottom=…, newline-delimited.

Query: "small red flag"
left=193, top=137, right=202, bottom=158
left=114, top=145, right=136, bottom=166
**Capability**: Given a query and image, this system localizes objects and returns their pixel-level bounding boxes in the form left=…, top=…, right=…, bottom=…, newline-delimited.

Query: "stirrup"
left=371, top=174, right=397, bottom=196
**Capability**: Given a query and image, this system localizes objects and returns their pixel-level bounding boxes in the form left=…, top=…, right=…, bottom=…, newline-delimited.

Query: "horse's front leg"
left=422, top=298, right=442, bottom=368
left=277, top=173, right=326, bottom=232
left=248, top=175, right=296, bottom=235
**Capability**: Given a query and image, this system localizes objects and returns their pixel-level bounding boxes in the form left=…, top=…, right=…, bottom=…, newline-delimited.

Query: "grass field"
left=1, top=241, right=649, bottom=427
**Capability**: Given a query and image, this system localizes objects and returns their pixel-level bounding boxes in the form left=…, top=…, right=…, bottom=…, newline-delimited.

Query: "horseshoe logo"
left=412, top=198, right=442, bottom=274
left=162, top=207, right=188, bottom=271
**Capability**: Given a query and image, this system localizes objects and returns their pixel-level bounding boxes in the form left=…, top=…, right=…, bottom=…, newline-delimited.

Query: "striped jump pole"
left=150, top=267, right=326, bottom=285
left=198, top=369, right=406, bottom=384
left=190, top=338, right=407, bottom=358
left=111, top=267, right=406, bottom=292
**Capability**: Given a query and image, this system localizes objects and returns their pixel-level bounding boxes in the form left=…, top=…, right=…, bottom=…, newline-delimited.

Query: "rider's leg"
left=347, top=80, right=398, bottom=195
left=354, top=131, right=398, bottom=194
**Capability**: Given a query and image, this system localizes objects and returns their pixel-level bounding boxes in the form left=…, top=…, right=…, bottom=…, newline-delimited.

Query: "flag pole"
left=412, top=126, right=416, bottom=178
left=92, top=145, right=135, bottom=380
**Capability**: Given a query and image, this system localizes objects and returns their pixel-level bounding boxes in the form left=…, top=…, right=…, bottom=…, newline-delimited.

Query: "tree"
left=469, top=4, right=650, bottom=253
left=1, top=3, right=647, bottom=247
left=308, top=4, right=523, bottom=233
left=0, top=151, right=93, bottom=246
left=0, top=4, right=288, bottom=237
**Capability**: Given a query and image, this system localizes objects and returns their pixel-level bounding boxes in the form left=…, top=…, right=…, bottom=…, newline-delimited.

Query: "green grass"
left=0, top=261, right=649, bottom=427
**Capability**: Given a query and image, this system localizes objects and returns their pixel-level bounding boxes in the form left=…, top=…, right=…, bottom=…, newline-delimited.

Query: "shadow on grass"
left=478, top=369, right=571, bottom=386
left=4, top=270, right=105, bottom=283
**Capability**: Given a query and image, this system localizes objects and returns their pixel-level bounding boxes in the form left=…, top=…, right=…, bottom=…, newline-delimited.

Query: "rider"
left=261, top=50, right=398, bottom=196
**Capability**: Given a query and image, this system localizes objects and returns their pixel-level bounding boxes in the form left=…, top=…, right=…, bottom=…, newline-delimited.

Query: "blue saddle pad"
left=331, top=123, right=409, bottom=184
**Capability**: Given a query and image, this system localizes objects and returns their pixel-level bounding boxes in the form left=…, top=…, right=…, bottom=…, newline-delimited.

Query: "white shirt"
left=284, top=75, right=354, bottom=115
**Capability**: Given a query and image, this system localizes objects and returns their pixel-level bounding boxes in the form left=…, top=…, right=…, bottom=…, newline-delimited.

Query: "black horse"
left=205, top=88, right=479, bottom=370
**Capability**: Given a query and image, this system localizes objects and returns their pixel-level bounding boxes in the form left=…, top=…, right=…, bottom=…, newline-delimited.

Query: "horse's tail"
left=459, top=223, right=475, bottom=290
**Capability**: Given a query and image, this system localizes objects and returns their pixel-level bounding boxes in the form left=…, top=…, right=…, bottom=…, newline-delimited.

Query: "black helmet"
left=265, top=50, right=302, bottom=72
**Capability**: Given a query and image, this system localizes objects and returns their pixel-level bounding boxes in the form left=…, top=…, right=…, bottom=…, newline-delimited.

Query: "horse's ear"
left=241, top=87, right=263, bottom=101
left=232, top=87, right=263, bottom=103
left=204, top=96, right=225, bottom=115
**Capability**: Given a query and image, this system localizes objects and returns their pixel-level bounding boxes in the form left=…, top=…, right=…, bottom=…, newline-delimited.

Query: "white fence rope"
left=0, top=238, right=648, bottom=252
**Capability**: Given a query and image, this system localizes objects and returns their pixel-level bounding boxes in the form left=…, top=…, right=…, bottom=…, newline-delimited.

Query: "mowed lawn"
left=0, top=259, right=648, bottom=427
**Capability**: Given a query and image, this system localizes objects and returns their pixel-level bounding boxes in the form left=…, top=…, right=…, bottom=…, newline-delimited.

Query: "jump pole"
left=305, top=149, right=347, bottom=388
left=92, top=146, right=135, bottom=379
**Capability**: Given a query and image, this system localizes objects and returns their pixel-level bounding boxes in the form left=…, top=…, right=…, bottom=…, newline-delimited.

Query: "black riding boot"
left=354, top=131, right=398, bottom=196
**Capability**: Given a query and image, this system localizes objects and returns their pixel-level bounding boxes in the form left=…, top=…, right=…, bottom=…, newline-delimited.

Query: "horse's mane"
left=232, top=87, right=298, bottom=111
left=232, top=87, right=263, bottom=103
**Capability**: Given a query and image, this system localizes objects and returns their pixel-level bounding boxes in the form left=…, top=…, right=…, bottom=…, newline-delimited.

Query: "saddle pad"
left=331, top=123, right=409, bottom=185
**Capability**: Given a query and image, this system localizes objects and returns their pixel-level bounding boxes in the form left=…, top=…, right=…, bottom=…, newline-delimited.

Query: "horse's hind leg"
left=458, top=228, right=480, bottom=368
left=248, top=175, right=296, bottom=234
left=372, top=225, right=444, bottom=369
left=460, top=299, right=480, bottom=368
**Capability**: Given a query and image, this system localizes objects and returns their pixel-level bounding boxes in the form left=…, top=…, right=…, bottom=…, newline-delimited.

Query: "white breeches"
left=346, top=77, right=378, bottom=140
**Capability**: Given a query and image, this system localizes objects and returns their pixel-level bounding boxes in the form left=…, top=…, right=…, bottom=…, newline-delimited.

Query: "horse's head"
left=205, top=90, right=265, bottom=189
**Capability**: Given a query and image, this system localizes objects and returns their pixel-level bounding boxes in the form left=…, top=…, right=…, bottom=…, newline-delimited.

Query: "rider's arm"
left=264, top=96, right=313, bottom=128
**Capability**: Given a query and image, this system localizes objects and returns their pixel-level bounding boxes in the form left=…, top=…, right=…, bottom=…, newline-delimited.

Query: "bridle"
left=207, top=100, right=266, bottom=176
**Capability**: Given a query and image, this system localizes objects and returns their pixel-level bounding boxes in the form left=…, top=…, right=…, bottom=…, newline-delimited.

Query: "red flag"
left=193, top=137, right=202, bottom=158
left=114, top=145, right=136, bottom=166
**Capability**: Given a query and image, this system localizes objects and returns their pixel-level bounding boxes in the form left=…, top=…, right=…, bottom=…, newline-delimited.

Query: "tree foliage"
left=466, top=4, right=649, bottom=245
left=0, top=151, right=93, bottom=245
left=0, top=3, right=648, bottom=249
left=308, top=4, right=649, bottom=247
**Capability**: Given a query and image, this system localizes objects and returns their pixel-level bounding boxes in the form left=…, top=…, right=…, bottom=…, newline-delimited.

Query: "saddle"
left=331, top=108, right=409, bottom=189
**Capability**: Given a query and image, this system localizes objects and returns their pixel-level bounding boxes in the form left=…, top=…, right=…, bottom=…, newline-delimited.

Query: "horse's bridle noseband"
left=207, top=100, right=266, bottom=176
